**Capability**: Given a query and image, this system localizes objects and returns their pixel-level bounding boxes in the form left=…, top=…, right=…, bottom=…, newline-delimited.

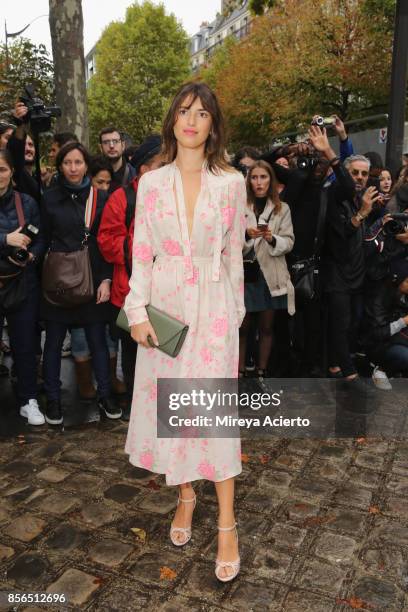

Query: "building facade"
left=190, top=0, right=251, bottom=72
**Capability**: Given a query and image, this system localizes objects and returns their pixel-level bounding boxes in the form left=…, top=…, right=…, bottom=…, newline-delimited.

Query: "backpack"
left=123, top=184, right=136, bottom=278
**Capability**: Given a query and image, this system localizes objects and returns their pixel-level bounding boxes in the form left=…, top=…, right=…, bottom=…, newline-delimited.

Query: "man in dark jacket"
left=322, top=154, right=381, bottom=387
left=98, top=134, right=163, bottom=419
left=99, top=126, right=137, bottom=192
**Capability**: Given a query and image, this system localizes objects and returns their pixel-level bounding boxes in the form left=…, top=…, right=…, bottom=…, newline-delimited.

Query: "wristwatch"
left=355, top=211, right=366, bottom=223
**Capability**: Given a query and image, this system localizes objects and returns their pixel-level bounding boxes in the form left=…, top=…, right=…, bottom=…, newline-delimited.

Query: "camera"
left=297, top=156, right=319, bottom=171
left=12, top=224, right=39, bottom=263
left=382, top=213, right=408, bottom=237
left=19, top=84, right=61, bottom=133
left=311, top=115, right=336, bottom=128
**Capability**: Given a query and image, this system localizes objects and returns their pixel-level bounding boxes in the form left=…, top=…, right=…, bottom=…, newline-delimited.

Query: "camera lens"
left=14, top=249, right=29, bottom=262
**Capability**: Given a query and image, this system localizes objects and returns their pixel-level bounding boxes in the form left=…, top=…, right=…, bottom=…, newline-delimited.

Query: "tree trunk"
left=49, top=0, right=89, bottom=145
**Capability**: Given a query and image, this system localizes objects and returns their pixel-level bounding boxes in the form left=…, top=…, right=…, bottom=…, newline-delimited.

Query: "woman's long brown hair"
left=162, top=82, right=231, bottom=175
left=246, top=160, right=282, bottom=215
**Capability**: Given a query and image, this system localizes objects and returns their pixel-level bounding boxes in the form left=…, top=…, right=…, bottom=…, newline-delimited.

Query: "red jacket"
left=97, top=177, right=139, bottom=308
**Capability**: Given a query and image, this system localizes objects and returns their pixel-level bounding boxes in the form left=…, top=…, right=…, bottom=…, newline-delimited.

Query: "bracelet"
left=355, top=212, right=366, bottom=223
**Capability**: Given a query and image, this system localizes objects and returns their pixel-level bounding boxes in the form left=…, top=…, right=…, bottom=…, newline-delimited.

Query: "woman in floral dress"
left=124, top=82, right=246, bottom=581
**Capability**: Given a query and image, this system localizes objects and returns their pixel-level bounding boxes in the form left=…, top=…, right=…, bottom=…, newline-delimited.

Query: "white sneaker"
left=372, top=367, right=392, bottom=391
left=20, top=399, right=45, bottom=425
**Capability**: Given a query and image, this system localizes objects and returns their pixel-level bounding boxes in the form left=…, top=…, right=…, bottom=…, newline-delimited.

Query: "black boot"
left=98, top=397, right=122, bottom=419
left=121, top=404, right=131, bottom=421
left=45, top=399, right=63, bottom=425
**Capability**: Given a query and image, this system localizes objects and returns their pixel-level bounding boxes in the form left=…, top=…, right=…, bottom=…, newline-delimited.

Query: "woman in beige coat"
left=239, top=160, right=295, bottom=379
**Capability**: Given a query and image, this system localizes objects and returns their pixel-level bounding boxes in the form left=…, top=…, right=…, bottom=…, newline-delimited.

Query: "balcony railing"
left=205, top=22, right=251, bottom=60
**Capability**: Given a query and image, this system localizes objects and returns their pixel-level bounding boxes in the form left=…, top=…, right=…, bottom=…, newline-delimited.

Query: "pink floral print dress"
left=123, top=161, right=246, bottom=485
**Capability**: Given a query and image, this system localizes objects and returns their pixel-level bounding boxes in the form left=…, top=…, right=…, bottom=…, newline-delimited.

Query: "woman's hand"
left=247, top=227, right=264, bottom=239
left=96, top=280, right=111, bottom=304
left=130, top=320, right=159, bottom=348
left=263, top=229, right=273, bottom=242
left=6, top=228, right=31, bottom=248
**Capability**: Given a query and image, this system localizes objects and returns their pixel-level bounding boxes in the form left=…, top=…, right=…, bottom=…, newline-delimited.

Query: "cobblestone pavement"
left=1, top=409, right=408, bottom=612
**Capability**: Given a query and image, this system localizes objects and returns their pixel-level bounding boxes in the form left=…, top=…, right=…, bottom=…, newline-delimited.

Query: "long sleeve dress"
left=124, top=161, right=246, bottom=485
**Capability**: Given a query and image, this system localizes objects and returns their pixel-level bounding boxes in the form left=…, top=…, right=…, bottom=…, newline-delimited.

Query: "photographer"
left=7, top=101, right=40, bottom=203
left=264, top=125, right=351, bottom=376
left=323, top=154, right=382, bottom=387
left=0, top=150, right=45, bottom=424
left=363, top=259, right=408, bottom=376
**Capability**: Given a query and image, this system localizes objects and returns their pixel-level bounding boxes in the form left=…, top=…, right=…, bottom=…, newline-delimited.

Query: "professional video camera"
left=19, top=84, right=61, bottom=134
left=382, top=213, right=408, bottom=237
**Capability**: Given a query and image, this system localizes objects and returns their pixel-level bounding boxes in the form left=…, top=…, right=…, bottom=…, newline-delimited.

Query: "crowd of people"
left=1, top=80, right=408, bottom=583
left=1, top=96, right=408, bottom=432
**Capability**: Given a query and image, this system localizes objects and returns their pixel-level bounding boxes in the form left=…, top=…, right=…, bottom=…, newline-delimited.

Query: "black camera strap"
left=313, top=186, right=328, bottom=258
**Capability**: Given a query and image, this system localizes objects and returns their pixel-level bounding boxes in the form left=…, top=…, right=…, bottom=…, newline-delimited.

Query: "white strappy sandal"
left=215, top=523, right=240, bottom=582
left=169, top=493, right=196, bottom=546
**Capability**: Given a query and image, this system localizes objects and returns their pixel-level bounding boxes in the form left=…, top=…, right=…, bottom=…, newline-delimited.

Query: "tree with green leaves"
left=0, top=39, right=54, bottom=119
left=87, top=1, right=190, bottom=149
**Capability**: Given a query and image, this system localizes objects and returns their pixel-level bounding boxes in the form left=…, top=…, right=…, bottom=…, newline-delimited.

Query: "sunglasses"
left=350, top=169, right=369, bottom=178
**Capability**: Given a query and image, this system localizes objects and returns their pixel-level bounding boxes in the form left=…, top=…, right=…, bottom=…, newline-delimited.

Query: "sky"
left=2, top=0, right=221, bottom=56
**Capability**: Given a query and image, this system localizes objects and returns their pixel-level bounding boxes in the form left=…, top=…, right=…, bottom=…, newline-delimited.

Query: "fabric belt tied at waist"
left=155, top=255, right=221, bottom=281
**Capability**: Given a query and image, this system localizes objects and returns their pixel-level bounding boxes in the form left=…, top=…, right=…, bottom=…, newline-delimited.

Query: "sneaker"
left=61, top=335, right=71, bottom=358
left=98, top=397, right=122, bottom=419
left=45, top=400, right=63, bottom=425
left=372, top=366, right=392, bottom=391
left=20, top=399, right=45, bottom=426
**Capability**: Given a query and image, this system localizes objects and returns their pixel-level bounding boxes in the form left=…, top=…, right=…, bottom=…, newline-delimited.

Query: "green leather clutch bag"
left=116, top=305, right=189, bottom=358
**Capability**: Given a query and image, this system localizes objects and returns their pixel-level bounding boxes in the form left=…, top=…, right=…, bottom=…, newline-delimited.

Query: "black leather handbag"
left=290, top=187, right=328, bottom=305
left=243, top=249, right=260, bottom=284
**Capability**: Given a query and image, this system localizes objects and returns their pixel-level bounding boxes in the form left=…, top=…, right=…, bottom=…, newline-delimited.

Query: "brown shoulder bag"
left=42, top=187, right=97, bottom=308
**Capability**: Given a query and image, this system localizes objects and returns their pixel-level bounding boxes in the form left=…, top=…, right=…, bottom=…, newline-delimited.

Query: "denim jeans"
left=4, top=274, right=39, bottom=405
left=43, top=320, right=111, bottom=401
left=383, top=344, right=408, bottom=373
left=71, top=325, right=117, bottom=359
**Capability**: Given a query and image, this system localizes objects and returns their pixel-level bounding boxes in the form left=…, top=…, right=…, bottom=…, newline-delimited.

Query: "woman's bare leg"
left=214, top=477, right=238, bottom=579
left=171, top=482, right=195, bottom=544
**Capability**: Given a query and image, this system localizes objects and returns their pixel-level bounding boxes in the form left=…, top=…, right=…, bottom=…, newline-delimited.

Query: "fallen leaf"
left=145, top=479, right=161, bottom=490
left=336, top=596, right=373, bottom=609
left=130, top=527, right=147, bottom=543
left=160, top=566, right=177, bottom=580
left=368, top=506, right=380, bottom=514
left=293, top=503, right=310, bottom=511
left=241, top=453, right=250, bottom=463
left=356, top=437, right=366, bottom=444
left=92, top=577, right=104, bottom=586
left=259, top=454, right=269, bottom=464
left=301, top=514, right=336, bottom=528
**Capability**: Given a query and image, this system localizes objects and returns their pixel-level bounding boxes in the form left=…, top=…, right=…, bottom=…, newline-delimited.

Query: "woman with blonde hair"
left=124, top=82, right=246, bottom=582
left=239, top=160, right=295, bottom=379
